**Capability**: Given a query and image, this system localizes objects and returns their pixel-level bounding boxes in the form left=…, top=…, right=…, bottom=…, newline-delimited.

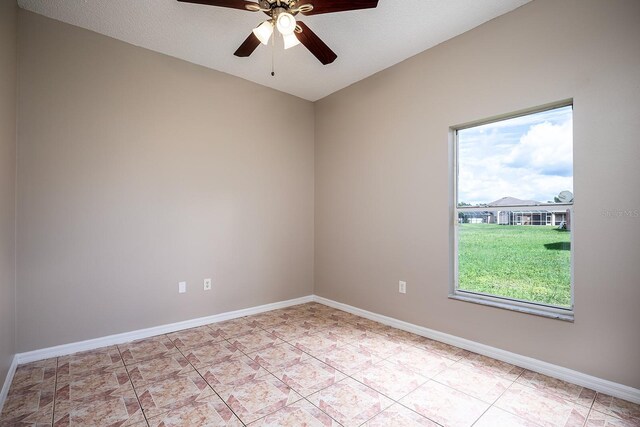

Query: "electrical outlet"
left=178, top=281, right=186, bottom=294
left=399, top=280, right=407, bottom=294
left=204, top=278, right=212, bottom=291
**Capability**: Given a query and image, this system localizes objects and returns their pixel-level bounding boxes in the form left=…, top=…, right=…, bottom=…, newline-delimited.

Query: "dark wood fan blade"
left=177, top=0, right=256, bottom=11
left=234, top=33, right=261, bottom=57
left=299, top=0, right=378, bottom=15
left=295, top=21, right=337, bottom=65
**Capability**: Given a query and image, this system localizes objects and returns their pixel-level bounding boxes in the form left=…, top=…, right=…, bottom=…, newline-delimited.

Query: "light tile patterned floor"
left=1, top=302, right=639, bottom=426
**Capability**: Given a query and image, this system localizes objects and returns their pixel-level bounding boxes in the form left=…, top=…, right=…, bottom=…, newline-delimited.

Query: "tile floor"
left=1, top=302, right=639, bottom=426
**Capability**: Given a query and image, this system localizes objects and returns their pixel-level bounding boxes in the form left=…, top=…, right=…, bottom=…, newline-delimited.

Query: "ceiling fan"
left=177, top=0, right=379, bottom=65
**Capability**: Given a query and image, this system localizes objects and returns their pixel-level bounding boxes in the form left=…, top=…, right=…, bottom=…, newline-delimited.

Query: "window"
left=450, top=102, right=574, bottom=320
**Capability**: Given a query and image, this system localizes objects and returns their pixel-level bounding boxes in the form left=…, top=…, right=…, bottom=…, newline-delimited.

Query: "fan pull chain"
left=271, top=32, right=275, bottom=76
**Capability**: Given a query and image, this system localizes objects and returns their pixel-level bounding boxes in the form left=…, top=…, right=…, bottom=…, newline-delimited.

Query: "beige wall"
left=16, top=11, right=314, bottom=351
left=315, top=0, right=640, bottom=388
left=0, top=0, right=18, bottom=386
left=11, top=0, right=640, bottom=391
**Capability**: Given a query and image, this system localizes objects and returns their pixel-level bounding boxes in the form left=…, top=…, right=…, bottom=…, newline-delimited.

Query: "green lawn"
left=458, top=224, right=571, bottom=307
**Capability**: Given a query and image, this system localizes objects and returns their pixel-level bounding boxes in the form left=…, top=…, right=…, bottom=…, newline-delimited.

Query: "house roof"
left=487, top=196, right=540, bottom=206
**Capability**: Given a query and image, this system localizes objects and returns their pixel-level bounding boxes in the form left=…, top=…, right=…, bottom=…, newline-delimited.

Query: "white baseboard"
left=313, top=295, right=640, bottom=405
left=3, top=293, right=638, bottom=411
left=0, top=355, right=18, bottom=414
left=16, top=295, right=313, bottom=365
left=0, top=295, right=312, bottom=412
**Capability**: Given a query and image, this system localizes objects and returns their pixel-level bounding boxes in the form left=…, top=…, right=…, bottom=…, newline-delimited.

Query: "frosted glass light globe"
left=276, top=13, right=296, bottom=36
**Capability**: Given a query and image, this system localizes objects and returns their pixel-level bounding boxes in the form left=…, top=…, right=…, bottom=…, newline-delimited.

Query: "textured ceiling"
left=17, top=0, right=529, bottom=101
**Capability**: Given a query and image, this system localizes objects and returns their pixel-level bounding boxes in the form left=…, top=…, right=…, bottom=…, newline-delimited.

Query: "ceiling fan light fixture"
left=180, top=0, right=380, bottom=65
left=252, top=20, right=273, bottom=45
left=283, top=32, right=300, bottom=49
left=276, top=12, right=296, bottom=35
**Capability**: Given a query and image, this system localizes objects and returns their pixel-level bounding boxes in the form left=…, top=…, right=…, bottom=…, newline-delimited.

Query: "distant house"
left=458, top=197, right=569, bottom=226
left=459, top=210, right=495, bottom=224
left=488, top=197, right=568, bottom=226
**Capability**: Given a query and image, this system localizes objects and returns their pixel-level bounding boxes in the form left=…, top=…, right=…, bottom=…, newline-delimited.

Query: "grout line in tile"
left=115, top=344, right=150, bottom=427
left=393, top=399, right=446, bottom=427
left=507, top=374, right=598, bottom=412
left=433, top=361, right=518, bottom=404
left=484, top=401, right=546, bottom=427
left=487, top=381, right=563, bottom=427
left=469, top=402, right=493, bottom=427
left=10, top=304, right=626, bottom=427
left=511, top=372, right=599, bottom=410
left=298, top=395, right=346, bottom=427
left=51, top=356, right=59, bottom=426
left=584, top=392, right=596, bottom=411
left=237, top=319, right=378, bottom=424
left=173, top=336, right=248, bottom=426
left=346, top=373, right=425, bottom=410
left=235, top=334, right=342, bottom=398
left=216, top=307, right=618, bottom=426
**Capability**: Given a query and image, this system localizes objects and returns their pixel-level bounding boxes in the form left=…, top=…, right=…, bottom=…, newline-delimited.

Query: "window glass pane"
left=458, top=106, right=573, bottom=206
left=458, top=210, right=571, bottom=307
left=456, top=105, right=573, bottom=309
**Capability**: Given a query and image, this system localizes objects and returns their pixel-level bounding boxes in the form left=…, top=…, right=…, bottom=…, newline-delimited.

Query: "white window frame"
left=449, top=101, right=575, bottom=321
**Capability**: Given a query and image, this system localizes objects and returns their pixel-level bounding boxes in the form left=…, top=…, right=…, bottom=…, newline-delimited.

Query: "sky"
left=458, top=105, right=573, bottom=205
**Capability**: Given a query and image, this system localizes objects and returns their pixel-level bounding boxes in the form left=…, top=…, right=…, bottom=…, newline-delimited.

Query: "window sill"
left=449, top=292, right=574, bottom=322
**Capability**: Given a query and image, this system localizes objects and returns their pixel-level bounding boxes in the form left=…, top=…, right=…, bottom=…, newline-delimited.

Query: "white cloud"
left=506, top=118, right=573, bottom=177
left=458, top=109, right=573, bottom=205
